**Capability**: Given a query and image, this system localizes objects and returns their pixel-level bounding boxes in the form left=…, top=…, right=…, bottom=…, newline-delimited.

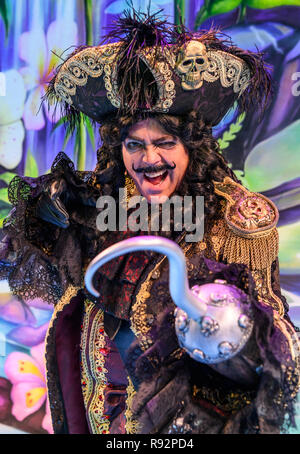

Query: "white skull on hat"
left=176, top=40, right=208, bottom=91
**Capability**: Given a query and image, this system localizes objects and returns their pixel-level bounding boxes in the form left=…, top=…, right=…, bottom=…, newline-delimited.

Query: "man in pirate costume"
left=0, top=10, right=299, bottom=434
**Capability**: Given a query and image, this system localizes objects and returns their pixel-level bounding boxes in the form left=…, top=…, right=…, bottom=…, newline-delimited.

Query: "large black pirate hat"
left=46, top=9, right=271, bottom=128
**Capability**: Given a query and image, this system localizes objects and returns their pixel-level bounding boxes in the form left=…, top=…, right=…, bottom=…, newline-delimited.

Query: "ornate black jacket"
left=0, top=153, right=299, bottom=434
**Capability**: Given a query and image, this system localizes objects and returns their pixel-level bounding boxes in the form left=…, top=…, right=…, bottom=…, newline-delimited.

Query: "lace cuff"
left=0, top=152, right=104, bottom=305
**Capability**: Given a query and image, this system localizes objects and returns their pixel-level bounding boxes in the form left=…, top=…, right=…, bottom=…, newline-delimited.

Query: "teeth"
left=144, top=170, right=166, bottom=178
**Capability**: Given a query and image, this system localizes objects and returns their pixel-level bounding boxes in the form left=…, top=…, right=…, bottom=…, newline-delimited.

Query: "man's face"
left=122, top=119, right=189, bottom=203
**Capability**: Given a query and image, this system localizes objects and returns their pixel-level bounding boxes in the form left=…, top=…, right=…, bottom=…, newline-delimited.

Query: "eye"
left=125, top=141, right=143, bottom=151
left=156, top=141, right=177, bottom=149
left=196, top=58, right=205, bottom=65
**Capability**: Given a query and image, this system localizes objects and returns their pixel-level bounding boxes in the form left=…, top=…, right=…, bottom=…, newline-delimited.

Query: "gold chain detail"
left=251, top=268, right=284, bottom=317
left=265, top=266, right=284, bottom=317
left=125, top=376, right=140, bottom=434
left=192, top=384, right=253, bottom=413
left=130, top=239, right=193, bottom=352
left=208, top=217, right=227, bottom=261
left=125, top=174, right=137, bottom=203
left=130, top=257, right=165, bottom=351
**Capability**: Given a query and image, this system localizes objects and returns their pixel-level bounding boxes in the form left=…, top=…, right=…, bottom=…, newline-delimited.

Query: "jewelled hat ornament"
left=46, top=10, right=271, bottom=127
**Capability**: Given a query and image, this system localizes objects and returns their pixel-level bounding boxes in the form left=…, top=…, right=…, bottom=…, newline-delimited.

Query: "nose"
left=142, top=144, right=162, bottom=165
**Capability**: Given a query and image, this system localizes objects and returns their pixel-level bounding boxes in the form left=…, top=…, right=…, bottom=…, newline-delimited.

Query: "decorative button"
left=198, top=241, right=206, bottom=251
left=199, top=315, right=219, bottom=337
left=187, top=261, right=194, bottom=272
left=238, top=314, right=251, bottom=329
left=192, top=349, right=206, bottom=361
left=218, top=341, right=235, bottom=358
left=176, top=313, right=189, bottom=333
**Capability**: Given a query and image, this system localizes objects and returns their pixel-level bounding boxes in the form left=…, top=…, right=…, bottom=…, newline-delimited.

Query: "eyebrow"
left=124, top=135, right=177, bottom=143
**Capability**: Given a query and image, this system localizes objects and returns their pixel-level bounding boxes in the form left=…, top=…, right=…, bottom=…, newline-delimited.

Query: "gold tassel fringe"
left=222, top=227, right=279, bottom=271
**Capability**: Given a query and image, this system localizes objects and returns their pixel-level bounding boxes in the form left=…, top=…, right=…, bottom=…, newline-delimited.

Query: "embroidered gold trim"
left=125, top=376, right=140, bottom=434
left=205, top=50, right=251, bottom=95
left=251, top=268, right=284, bottom=316
left=138, top=47, right=176, bottom=111
left=130, top=239, right=193, bottom=352
left=45, top=285, right=80, bottom=387
left=173, top=41, right=251, bottom=95
left=55, top=43, right=177, bottom=112
left=54, top=43, right=121, bottom=108
left=213, top=177, right=278, bottom=237
left=80, top=300, right=110, bottom=434
left=192, top=384, right=253, bottom=413
left=273, top=313, right=300, bottom=398
left=130, top=257, right=166, bottom=351
left=265, top=266, right=285, bottom=317
left=80, top=300, right=95, bottom=408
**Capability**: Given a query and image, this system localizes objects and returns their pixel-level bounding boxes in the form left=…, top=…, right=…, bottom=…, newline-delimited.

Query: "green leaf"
left=24, top=149, right=39, bottom=178
left=51, top=116, right=68, bottom=133
left=85, top=116, right=95, bottom=151
left=195, top=6, right=210, bottom=28
left=0, top=205, right=11, bottom=228
left=0, top=188, right=9, bottom=205
left=209, top=0, right=242, bottom=16
left=0, top=0, right=10, bottom=37
left=62, top=129, right=73, bottom=151
left=245, top=0, right=300, bottom=7
left=233, top=170, right=250, bottom=187
left=195, top=0, right=242, bottom=27
left=0, top=172, right=17, bottom=185
left=77, top=115, right=86, bottom=171
left=174, top=0, right=186, bottom=26
left=52, top=116, right=74, bottom=151
left=84, top=0, right=94, bottom=46
left=218, top=113, right=245, bottom=151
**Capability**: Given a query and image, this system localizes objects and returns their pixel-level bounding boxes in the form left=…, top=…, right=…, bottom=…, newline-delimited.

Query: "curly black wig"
left=94, top=109, right=240, bottom=223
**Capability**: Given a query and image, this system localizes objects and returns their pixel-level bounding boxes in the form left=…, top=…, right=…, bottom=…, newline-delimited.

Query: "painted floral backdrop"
left=0, top=0, right=300, bottom=434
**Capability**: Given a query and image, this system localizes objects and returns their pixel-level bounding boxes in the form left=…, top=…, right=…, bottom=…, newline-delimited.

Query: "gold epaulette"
left=213, top=177, right=279, bottom=271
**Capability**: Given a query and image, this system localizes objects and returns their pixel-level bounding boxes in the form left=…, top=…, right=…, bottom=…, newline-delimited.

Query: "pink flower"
left=4, top=341, right=53, bottom=433
left=19, top=20, right=78, bottom=130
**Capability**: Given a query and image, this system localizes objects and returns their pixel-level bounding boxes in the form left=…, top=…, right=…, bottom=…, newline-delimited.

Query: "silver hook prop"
left=84, top=235, right=207, bottom=321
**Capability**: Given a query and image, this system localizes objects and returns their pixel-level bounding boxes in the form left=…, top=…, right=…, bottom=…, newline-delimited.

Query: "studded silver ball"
left=218, top=341, right=236, bottom=358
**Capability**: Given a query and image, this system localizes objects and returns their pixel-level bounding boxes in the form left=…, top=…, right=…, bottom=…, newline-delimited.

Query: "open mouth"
left=143, top=170, right=168, bottom=186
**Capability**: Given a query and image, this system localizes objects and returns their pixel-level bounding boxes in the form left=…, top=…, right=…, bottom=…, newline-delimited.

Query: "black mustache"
left=132, top=162, right=176, bottom=174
